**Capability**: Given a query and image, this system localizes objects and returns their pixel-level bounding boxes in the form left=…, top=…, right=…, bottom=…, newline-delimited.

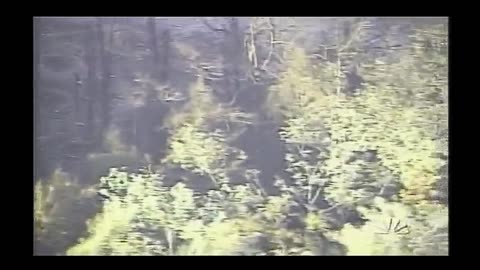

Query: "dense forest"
left=34, top=17, right=448, bottom=256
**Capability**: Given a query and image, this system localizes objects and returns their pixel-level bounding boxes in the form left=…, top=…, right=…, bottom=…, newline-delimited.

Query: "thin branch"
left=320, top=203, right=343, bottom=214
left=252, top=17, right=272, bottom=30
left=225, top=126, right=248, bottom=143
left=271, top=41, right=292, bottom=45
left=247, top=175, right=267, bottom=198
left=311, top=53, right=327, bottom=60
left=162, top=94, right=187, bottom=102
left=198, top=64, right=218, bottom=71
left=336, top=23, right=342, bottom=96
left=339, top=19, right=368, bottom=52
left=226, top=90, right=239, bottom=106
left=307, top=185, right=312, bottom=203
left=249, top=23, right=258, bottom=68
left=204, top=75, right=224, bottom=81
left=316, top=44, right=339, bottom=50
left=260, top=19, right=275, bottom=70
left=263, top=67, right=281, bottom=80
left=309, top=187, right=322, bottom=205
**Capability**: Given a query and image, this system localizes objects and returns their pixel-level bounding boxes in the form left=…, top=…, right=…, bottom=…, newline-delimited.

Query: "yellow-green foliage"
left=69, top=168, right=254, bottom=255
left=271, top=47, right=380, bottom=207
left=164, top=77, right=250, bottom=183
left=312, top=83, right=443, bottom=206
left=266, top=25, right=447, bottom=255
left=270, top=47, right=335, bottom=211
left=176, top=217, right=263, bottom=255
left=337, top=197, right=447, bottom=255
left=174, top=183, right=268, bottom=255
left=66, top=197, right=138, bottom=255
left=66, top=166, right=341, bottom=256
left=84, top=150, right=144, bottom=184
left=68, top=64, right=262, bottom=256
left=166, top=122, right=228, bottom=178
left=304, top=211, right=330, bottom=232
left=165, top=75, right=220, bottom=130
left=64, top=22, right=447, bottom=256
left=408, top=204, right=448, bottom=255
left=34, top=169, right=98, bottom=255
left=267, top=46, right=332, bottom=120
left=337, top=197, right=412, bottom=255
left=322, top=114, right=391, bottom=205
left=35, top=178, right=55, bottom=235
left=271, top=26, right=447, bottom=207
left=354, top=26, right=447, bottom=205
left=67, top=169, right=168, bottom=255
left=261, top=194, right=293, bottom=224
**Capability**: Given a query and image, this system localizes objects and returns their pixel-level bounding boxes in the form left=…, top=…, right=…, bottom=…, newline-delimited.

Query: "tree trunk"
left=96, top=18, right=113, bottom=150
left=34, top=18, right=41, bottom=93
left=73, top=72, right=81, bottom=123
left=34, top=17, right=42, bottom=178
left=34, top=18, right=42, bottom=134
left=160, top=28, right=170, bottom=83
left=218, top=17, right=243, bottom=99
left=84, top=24, right=98, bottom=144
left=229, top=17, right=242, bottom=93
left=147, top=17, right=160, bottom=80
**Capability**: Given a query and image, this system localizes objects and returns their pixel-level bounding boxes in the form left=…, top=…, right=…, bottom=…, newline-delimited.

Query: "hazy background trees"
left=34, top=17, right=448, bottom=256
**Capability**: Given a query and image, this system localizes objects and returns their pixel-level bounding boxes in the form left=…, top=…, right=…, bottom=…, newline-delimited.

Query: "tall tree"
left=83, top=24, right=98, bottom=144
left=160, top=28, right=171, bottom=82
left=34, top=17, right=43, bottom=178
left=201, top=17, right=245, bottom=99
left=147, top=17, right=160, bottom=80
left=147, top=17, right=170, bottom=83
left=96, top=18, right=114, bottom=150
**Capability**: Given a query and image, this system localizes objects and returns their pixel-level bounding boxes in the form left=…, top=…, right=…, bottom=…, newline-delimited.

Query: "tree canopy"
left=34, top=17, right=448, bottom=256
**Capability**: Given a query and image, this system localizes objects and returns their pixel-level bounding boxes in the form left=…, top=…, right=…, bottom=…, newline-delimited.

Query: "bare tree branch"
left=336, top=23, right=342, bottom=95
left=311, top=54, right=327, bottom=60
left=226, top=89, right=239, bottom=106
left=339, top=19, right=370, bottom=52
left=263, top=67, right=281, bottom=80
left=248, top=23, right=258, bottom=68
left=309, top=187, right=322, bottom=205
left=204, top=75, right=224, bottom=82
left=260, top=18, right=275, bottom=70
